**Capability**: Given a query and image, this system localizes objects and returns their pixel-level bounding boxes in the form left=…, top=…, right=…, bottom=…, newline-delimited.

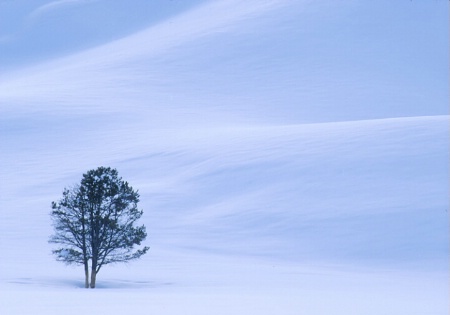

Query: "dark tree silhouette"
left=49, top=167, right=149, bottom=288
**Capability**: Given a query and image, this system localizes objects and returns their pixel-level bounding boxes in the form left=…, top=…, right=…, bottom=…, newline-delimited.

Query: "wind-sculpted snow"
left=0, top=0, right=448, bottom=314
left=1, top=115, right=448, bottom=313
left=0, top=1, right=446, bottom=122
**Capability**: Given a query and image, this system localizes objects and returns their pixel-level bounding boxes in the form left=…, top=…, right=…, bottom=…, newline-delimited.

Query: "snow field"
left=0, top=0, right=448, bottom=314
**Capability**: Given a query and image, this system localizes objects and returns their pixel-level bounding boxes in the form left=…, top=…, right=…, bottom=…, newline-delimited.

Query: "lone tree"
left=49, top=167, right=149, bottom=288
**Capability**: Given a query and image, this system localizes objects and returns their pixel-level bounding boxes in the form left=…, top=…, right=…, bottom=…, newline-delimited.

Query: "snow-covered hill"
left=0, top=0, right=448, bottom=314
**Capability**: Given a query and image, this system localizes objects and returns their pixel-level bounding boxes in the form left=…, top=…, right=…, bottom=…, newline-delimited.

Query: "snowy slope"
left=0, top=0, right=448, bottom=314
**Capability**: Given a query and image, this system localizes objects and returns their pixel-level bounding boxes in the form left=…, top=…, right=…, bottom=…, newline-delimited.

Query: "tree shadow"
left=6, top=277, right=173, bottom=290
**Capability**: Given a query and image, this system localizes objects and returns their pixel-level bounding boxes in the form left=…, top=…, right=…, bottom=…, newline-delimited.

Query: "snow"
left=0, top=0, right=448, bottom=314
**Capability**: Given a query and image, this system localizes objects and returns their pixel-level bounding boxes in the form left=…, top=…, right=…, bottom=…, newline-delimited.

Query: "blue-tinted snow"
left=0, top=0, right=448, bottom=314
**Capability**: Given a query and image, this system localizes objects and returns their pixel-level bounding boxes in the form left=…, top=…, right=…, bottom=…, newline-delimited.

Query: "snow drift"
left=0, top=0, right=448, bottom=314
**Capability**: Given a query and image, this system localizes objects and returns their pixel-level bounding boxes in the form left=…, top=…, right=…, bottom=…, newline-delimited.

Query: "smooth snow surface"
left=0, top=0, right=448, bottom=314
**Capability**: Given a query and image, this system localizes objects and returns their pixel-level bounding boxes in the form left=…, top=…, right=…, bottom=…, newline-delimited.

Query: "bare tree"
left=50, top=167, right=149, bottom=288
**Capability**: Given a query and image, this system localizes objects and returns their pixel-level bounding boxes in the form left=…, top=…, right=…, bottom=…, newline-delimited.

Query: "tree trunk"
left=84, top=261, right=90, bottom=288
left=90, top=251, right=98, bottom=288
left=90, top=269, right=97, bottom=288
left=90, top=256, right=97, bottom=288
